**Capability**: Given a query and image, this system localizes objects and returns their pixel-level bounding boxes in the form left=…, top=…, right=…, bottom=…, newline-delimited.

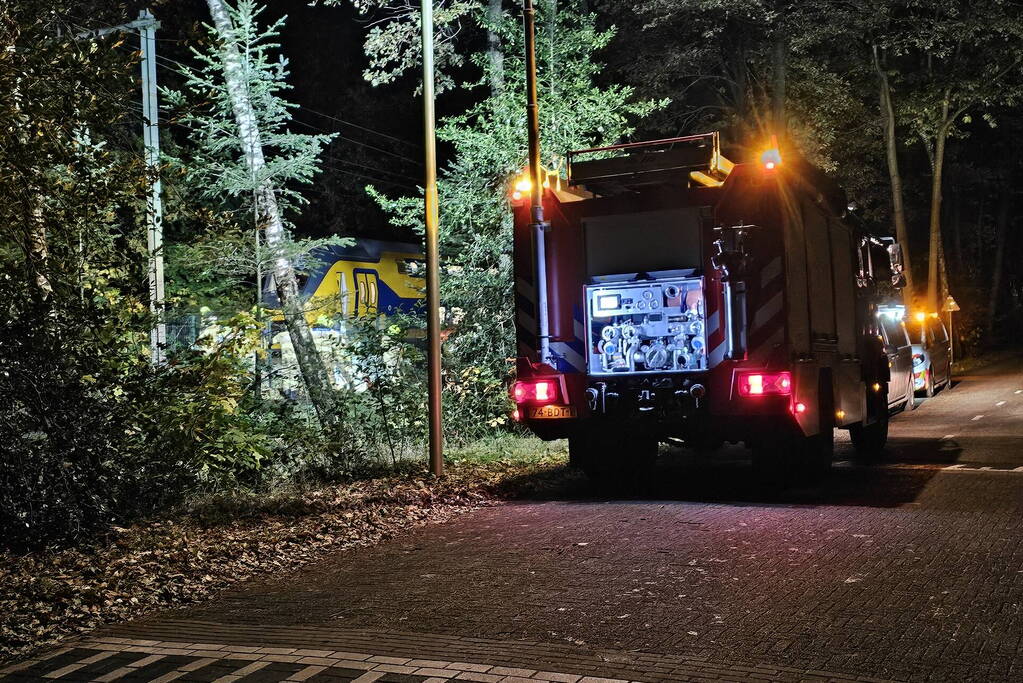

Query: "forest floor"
left=0, top=436, right=572, bottom=663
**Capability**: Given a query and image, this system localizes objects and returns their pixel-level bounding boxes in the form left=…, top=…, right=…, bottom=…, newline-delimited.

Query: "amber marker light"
left=761, top=148, right=782, bottom=170
left=761, top=135, right=783, bottom=170
left=511, top=175, right=532, bottom=201
left=914, top=311, right=927, bottom=322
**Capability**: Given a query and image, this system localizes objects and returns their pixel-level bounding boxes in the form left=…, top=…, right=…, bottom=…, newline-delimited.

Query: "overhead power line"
left=299, top=106, right=421, bottom=151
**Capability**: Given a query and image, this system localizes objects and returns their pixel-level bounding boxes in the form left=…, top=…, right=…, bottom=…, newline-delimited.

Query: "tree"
left=170, top=0, right=340, bottom=426
left=346, top=1, right=662, bottom=437
left=889, top=0, right=1023, bottom=310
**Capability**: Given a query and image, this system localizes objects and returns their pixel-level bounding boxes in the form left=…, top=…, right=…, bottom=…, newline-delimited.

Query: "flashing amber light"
left=511, top=176, right=532, bottom=201
left=836, top=409, right=846, bottom=420
left=914, top=311, right=927, bottom=322
left=872, top=382, right=882, bottom=392
left=761, top=147, right=782, bottom=170
left=793, top=401, right=807, bottom=414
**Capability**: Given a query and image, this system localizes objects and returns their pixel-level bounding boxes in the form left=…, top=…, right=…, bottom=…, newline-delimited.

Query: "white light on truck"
left=596, top=294, right=620, bottom=311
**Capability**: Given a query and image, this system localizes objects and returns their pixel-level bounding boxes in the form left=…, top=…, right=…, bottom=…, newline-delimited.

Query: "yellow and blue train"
left=263, top=239, right=425, bottom=327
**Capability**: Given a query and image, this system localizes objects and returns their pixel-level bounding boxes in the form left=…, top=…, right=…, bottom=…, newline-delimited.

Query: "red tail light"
left=512, top=379, right=560, bottom=405
left=738, top=371, right=792, bottom=397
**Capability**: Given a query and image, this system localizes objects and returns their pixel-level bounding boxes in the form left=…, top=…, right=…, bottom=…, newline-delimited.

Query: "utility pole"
left=421, top=0, right=444, bottom=476
left=140, top=10, right=166, bottom=364
left=522, top=0, right=553, bottom=367
left=77, top=10, right=166, bottom=364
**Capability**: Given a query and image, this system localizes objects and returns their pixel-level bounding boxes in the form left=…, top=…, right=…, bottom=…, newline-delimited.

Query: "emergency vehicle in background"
left=509, top=133, right=907, bottom=481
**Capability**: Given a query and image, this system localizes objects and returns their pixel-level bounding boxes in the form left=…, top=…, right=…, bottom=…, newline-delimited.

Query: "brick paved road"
left=6, top=356, right=1023, bottom=683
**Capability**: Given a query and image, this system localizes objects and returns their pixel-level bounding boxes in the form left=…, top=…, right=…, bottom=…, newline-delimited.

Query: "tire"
left=568, top=433, right=588, bottom=470
left=922, top=369, right=934, bottom=398
left=944, top=361, right=953, bottom=390
left=801, top=415, right=834, bottom=481
left=751, top=435, right=798, bottom=487
left=573, top=426, right=657, bottom=489
left=801, top=378, right=835, bottom=481
left=850, top=385, right=889, bottom=460
left=905, top=377, right=915, bottom=411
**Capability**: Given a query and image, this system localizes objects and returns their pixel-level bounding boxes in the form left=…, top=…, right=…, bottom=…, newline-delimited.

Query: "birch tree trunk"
left=873, top=46, right=914, bottom=304
left=486, top=0, right=504, bottom=97
left=27, top=197, right=53, bottom=304
left=206, top=0, right=337, bottom=427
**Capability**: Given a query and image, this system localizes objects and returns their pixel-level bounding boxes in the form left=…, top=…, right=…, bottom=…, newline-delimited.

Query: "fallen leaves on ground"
left=0, top=451, right=572, bottom=662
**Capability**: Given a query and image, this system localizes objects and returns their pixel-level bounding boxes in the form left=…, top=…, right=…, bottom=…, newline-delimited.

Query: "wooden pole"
left=422, top=0, right=444, bottom=476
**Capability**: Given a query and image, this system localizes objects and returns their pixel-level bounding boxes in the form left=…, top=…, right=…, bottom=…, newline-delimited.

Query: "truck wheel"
left=751, top=435, right=798, bottom=487
left=568, top=433, right=589, bottom=470
left=800, top=418, right=834, bottom=482
left=849, top=386, right=889, bottom=459
left=576, top=427, right=657, bottom=489
left=804, top=375, right=835, bottom=480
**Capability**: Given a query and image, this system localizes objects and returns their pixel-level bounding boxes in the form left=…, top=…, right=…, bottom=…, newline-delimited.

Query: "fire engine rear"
left=510, top=133, right=906, bottom=482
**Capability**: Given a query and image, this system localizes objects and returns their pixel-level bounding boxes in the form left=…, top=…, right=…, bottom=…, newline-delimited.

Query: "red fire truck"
left=510, top=133, right=907, bottom=481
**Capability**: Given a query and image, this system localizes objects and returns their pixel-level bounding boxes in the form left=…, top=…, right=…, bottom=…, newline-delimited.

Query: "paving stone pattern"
left=5, top=357, right=1023, bottom=683
left=0, top=636, right=881, bottom=683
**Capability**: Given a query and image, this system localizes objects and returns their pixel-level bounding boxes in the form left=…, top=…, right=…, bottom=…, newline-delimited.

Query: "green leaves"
left=357, top=2, right=661, bottom=442
left=162, top=0, right=336, bottom=225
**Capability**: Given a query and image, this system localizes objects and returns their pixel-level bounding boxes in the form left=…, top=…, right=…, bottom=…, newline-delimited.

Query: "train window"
left=397, top=258, right=426, bottom=276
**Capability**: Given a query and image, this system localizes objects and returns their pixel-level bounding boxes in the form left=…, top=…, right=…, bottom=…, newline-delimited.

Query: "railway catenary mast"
left=509, top=7, right=907, bottom=483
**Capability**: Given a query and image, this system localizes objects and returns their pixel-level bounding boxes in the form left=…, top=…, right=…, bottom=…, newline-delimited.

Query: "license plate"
left=528, top=405, right=578, bottom=420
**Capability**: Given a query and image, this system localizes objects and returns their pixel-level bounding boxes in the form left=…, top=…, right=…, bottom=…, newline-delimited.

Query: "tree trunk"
left=951, top=190, right=962, bottom=277
left=547, top=0, right=556, bottom=97
left=926, top=116, right=949, bottom=312
left=986, top=188, right=1010, bottom=338
left=727, top=47, right=749, bottom=138
left=873, top=45, right=914, bottom=305
left=27, top=199, right=53, bottom=304
left=206, top=0, right=337, bottom=427
left=486, top=0, right=504, bottom=97
left=771, top=32, right=786, bottom=141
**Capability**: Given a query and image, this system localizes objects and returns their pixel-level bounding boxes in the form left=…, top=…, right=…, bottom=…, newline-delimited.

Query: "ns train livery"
left=262, top=239, right=425, bottom=327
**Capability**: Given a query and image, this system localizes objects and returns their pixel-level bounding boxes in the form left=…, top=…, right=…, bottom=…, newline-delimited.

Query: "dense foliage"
left=354, top=1, right=664, bottom=435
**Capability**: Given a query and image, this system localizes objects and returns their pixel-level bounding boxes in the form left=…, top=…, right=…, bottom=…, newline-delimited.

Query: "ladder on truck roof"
left=566, top=132, right=733, bottom=194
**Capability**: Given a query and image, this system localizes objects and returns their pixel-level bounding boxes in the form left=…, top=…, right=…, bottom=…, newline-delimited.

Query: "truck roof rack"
left=567, top=132, right=732, bottom=194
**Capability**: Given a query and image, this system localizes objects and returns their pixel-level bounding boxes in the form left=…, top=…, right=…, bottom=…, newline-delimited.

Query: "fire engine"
left=509, top=133, right=907, bottom=482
